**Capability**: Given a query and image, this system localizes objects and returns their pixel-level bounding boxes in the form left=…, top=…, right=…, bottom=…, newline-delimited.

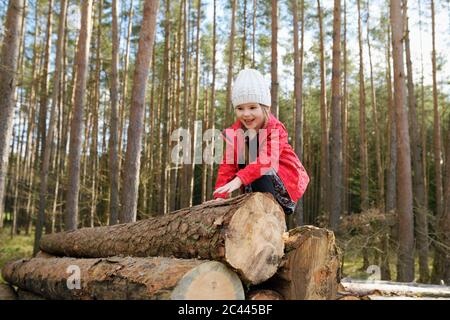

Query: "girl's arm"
left=213, top=130, right=238, bottom=199
left=214, top=162, right=238, bottom=199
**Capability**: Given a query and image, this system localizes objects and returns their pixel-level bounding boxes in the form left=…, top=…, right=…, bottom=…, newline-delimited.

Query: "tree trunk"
left=35, top=0, right=53, bottom=175
left=240, top=0, right=247, bottom=69
left=430, top=0, right=446, bottom=285
left=40, top=193, right=286, bottom=285
left=187, top=0, right=202, bottom=209
left=180, top=0, right=190, bottom=209
left=439, top=115, right=450, bottom=284
left=66, top=0, right=94, bottom=230
left=118, top=0, right=134, bottom=159
left=225, top=0, right=236, bottom=126
left=430, top=0, right=444, bottom=222
left=108, top=0, right=120, bottom=225
left=252, top=0, right=256, bottom=67
left=261, top=226, right=341, bottom=300
left=330, top=0, right=342, bottom=231
left=317, top=0, right=330, bottom=217
left=292, top=0, right=305, bottom=227
left=357, top=0, right=369, bottom=212
left=158, top=0, right=172, bottom=214
left=367, top=0, right=384, bottom=211
left=120, top=0, right=159, bottom=223
left=0, top=0, right=24, bottom=229
left=34, top=0, right=68, bottom=253
left=88, top=0, right=103, bottom=228
left=2, top=257, right=245, bottom=300
left=342, top=0, right=349, bottom=215
left=385, top=22, right=396, bottom=216
left=271, top=0, right=278, bottom=117
left=403, top=0, right=429, bottom=283
left=390, top=0, right=415, bottom=282
left=206, top=0, right=217, bottom=201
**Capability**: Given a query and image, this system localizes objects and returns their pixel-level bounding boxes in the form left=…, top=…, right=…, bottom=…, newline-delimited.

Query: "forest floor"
left=0, top=227, right=34, bottom=284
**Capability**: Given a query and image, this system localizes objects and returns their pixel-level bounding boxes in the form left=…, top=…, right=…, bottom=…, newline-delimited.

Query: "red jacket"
left=214, top=114, right=310, bottom=202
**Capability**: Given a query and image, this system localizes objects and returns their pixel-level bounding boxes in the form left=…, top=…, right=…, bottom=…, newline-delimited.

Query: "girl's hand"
left=214, top=177, right=243, bottom=196
left=203, top=198, right=225, bottom=204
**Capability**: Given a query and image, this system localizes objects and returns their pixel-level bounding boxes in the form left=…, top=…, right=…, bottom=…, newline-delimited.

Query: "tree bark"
left=35, top=0, right=53, bottom=175
left=403, top=0, right=429, bottom=283
left=35, top=0, right=68, bottom=253
left=108, top=0, right=120, bottom=225
left=41, top=193, right=286, bottom=285
left=440, top=115, right=450, bottom=284
left=240, top=0, right=247, bottom=69
left=330, top=0, right=342, bottom=231
left=206, top=0, right=217, bottom=201
left=158, top=0, right=172, bottom=214
left=292, top=0, right=305, bottom=227
left=271, top=0, right=278, bottom=117
left=118, top=0, right=134, bottom=159
left=430, top=0, right=446, bottom=285
left=385, top=22, right=396, bottom=216
left=225, top=0, right=237, bottom=126
left=390, top=0, right=415, bottom=282
left=317, top=0, right=330, bottom=217
left=357, top=0, right=369, bottom=212
left=366, top=0, right=384, bottom=211
left=252, top=0, right=256, bottom=67
left=430, top=0, right=444, bottom=221
left=2, top=257, right=245, bottom=300
left=342, top=0, right=349, bottom=215
left=66, top=0, right=93, bottom=230
left=0, top=0, right=24, bottom=229
left=120, top=0, right=159, bottom=223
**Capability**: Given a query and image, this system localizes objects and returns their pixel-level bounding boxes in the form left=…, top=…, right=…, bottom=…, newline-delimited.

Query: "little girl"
left=213, top=69, right=310, bottom=214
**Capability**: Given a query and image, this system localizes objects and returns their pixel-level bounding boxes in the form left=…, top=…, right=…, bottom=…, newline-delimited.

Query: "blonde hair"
left=261, top=104, right=270, bottom=127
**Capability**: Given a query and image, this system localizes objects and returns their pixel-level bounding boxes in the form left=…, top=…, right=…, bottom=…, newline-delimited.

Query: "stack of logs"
left=1, top=193, right=341, bottom=300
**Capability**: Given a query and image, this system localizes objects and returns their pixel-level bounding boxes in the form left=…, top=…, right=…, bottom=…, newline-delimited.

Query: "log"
left=262, top=226, right=341, bottom=300
left=35, top=251, right=54, bottom=259
left=340, top=278, right=450, bottom=298
left=17, top=289, right=46, bottom=300
left=1, top=256, right=245, bottom=300
left=368, top=295, right=450, bottom=300
left=0, top=283, right=17, bottom=300
left=40, top=193, right=286, bottom=284
left=247, top=290, right=284, bottom=300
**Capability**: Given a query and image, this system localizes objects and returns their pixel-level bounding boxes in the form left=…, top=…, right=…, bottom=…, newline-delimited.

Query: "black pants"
left=242, top=172, right=296, bottom=215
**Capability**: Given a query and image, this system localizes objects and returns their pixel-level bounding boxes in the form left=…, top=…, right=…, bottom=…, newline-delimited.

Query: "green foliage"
left=0, top=227, right=34, bottom=284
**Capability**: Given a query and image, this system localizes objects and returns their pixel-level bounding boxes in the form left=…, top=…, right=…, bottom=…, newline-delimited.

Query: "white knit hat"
left=231, top=69, right=271, bottom=108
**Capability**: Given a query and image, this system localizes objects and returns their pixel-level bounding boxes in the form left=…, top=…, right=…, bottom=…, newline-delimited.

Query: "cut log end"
left=0, top=283, right=17, bottom=300
left=171, top=261, right=244, bottom=300
left=225, top=193, right=286, bottom=284
left=263, top=226, right=341, bottom=300
left=247, top=290, right=284, bottom=300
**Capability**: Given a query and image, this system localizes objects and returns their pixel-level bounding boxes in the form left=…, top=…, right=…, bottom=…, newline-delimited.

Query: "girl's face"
left=235, top=103, right=267, bottom=130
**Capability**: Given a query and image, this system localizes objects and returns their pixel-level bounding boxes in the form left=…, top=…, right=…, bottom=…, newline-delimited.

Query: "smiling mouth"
left=244, top=119, right=255, bottom=125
